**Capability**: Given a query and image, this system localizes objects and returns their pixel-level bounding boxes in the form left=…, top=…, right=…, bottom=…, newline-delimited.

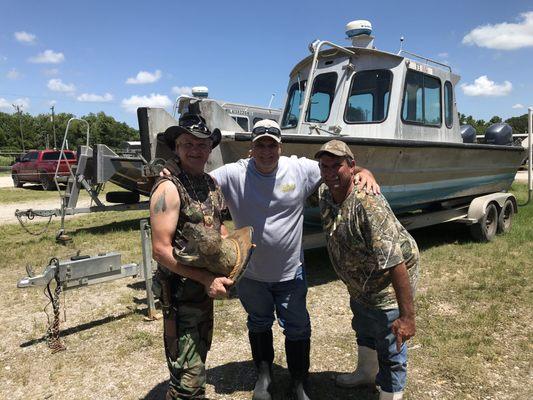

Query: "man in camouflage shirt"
left=150, top=114, right=232, bottom=400
left=315, top=140, right=419, bottom=400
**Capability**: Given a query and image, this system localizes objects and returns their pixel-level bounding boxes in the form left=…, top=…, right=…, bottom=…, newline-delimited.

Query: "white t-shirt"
left=211, top=156, right=321, bottom=282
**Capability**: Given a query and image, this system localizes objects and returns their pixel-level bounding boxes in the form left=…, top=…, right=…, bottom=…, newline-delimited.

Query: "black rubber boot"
left=249, top=330, right=274, bottom=400
left=285, top=338, right=311, bottom=400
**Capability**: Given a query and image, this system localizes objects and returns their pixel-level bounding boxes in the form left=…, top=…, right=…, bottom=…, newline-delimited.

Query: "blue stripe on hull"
left=303, top=173, right=516, bottom=226
left=383, top=173, right=516, bottom=211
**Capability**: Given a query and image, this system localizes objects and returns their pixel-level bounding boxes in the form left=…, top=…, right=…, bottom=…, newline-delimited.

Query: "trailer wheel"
left=470, top=203, right=498, bottom=242
left=497, top=199, right=514, bottom=234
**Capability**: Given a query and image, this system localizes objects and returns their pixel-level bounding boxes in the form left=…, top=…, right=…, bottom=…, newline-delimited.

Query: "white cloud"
left=43, top=68, right=59, bottom=76
left=121, top=93, right=172, bottom=113
left=0, top=97, right=30, bottom=111
left=438, top=52, right=449, bottom=58
left=512, top=103, right=524, bottom=109
left=460, top=75, right=512, bottom=97
left=48, top=100, right=57, bottom=106
left=14, top=31, right=36, bottom=44
left=126, top=70, right=162, bottom=84
left=171, top=86, right=193, bottom=96
left=77, top=93, right=114, bottom=102
left=7, top=68, right=21, bottom=79
left=29, top=49, right=65, bottom=64
left=463, top=11, right=533, bottom=50
left=47, top=78, right=76, bottom=93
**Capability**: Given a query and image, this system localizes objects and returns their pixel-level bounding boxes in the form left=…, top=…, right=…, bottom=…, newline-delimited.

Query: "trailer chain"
left=44, top=258, right=66, bottom=353
left=15, top=211, right=53, bottom=236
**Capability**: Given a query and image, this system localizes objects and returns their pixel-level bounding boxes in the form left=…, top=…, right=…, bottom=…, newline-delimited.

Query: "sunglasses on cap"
left=179, top=114, right=210, bottom=134
left=252, top=126, right=281, bottom=137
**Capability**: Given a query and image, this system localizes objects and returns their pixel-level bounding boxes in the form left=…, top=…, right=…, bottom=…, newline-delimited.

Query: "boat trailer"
left=17, top=219, right=159, bottom=352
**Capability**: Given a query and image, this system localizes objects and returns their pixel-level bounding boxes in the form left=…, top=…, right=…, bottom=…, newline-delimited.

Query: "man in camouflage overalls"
left=150, top=114, right=232, bottom=400
left=315, top=140, right=419, bottom=400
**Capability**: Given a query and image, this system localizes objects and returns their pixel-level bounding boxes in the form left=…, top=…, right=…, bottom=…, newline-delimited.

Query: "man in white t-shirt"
left=210, top=120, right=379, bottom=400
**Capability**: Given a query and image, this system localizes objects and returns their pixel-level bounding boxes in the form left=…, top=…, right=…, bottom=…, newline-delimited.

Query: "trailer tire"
left=470, top=203, right=498, bottom=242
left=106, top=191, right=140, bottom=204
left=497, top=199, right=514, bottom=234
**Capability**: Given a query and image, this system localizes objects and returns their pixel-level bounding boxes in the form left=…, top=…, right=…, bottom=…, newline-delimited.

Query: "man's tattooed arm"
left=153, top=189, right=167, bottom=214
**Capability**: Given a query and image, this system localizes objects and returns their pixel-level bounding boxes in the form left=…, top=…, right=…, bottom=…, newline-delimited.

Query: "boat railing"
left=296, top=40, right=356, bottom=135
left=397, top=49, right=452, bottom=73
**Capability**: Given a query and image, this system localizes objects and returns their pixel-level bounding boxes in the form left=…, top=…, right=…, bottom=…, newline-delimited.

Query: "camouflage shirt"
left=319, top=184, right=419, bottom=309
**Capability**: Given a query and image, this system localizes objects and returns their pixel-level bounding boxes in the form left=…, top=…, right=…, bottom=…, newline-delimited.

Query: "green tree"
left=505, top=114, right=528, bottom=133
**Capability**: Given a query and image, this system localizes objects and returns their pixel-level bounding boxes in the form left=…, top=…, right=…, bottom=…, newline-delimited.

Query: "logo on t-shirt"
left=279, top=183, right=296, bottom=193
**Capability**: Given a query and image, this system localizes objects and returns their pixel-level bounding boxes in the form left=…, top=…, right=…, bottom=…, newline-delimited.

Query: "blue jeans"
left=237, top=265, right=311, bottom=341
left=350, top=300, right=407, bottom=393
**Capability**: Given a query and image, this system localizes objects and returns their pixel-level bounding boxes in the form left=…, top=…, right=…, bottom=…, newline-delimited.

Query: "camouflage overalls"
left=151, top=158, right=228, bottom=400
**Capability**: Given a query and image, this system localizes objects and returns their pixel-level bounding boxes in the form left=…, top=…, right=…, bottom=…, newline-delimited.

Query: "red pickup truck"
left=11, top=149, right=77, bottom=190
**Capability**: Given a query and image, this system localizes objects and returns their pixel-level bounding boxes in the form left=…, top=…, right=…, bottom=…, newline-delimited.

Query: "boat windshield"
left=345, top=69, right=392, bottom=123
left=281, top=80, right=306, bottom=128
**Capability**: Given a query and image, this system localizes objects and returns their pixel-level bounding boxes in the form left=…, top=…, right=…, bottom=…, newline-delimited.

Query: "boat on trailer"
left=140, top=19, right=525, bottom=241
left=15, top=20, right=529, bottom=243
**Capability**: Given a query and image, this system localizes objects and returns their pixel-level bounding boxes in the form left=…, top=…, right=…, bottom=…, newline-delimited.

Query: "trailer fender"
left=467, top=193, right=517, bottom=223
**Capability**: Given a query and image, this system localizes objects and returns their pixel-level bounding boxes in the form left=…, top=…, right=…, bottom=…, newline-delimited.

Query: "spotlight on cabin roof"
left=192, top=86, right=209, bottom=98
left=345, top=20, right=374, bottom=49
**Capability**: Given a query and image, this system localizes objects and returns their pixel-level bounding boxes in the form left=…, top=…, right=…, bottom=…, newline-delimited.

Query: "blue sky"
left=1, top=0, right=532, bottom=128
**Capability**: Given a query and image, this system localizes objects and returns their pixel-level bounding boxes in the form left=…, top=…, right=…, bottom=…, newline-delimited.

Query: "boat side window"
left=444, top=81, right=453, bottom=128
left=231, top=116, right=249, bottom=131
left=306, top=72, right=337, bottom=123
left=281, top=80, right=306, bottom=128
left=345, top=69, right=392, bottom=123
left=402, top=70, right=442, bottom=127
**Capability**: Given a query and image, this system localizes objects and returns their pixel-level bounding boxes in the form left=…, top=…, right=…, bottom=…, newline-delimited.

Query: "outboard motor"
left=485, top=123, right=513, bottom=146
left=460, top=124, right=477, bottom=143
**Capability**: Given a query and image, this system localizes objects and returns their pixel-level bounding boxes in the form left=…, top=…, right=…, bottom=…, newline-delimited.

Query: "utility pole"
left=50, top=105, right=57, bottom=149
left=12, top=104, right=25, bottom=153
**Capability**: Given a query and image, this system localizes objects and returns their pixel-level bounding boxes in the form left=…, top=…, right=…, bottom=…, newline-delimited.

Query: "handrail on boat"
left=296, top=40, right=356, bottom=136
left=397, top=49, right=452, bottom=73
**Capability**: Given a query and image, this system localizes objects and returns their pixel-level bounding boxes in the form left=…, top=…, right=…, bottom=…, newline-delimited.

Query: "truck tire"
left=470, top=203, right=498, bottom=242
left=12, top=173, right=23, bottom=188
left=40, top=172, right=54, bottom=191
left=497, top=199, right=514, bottom=234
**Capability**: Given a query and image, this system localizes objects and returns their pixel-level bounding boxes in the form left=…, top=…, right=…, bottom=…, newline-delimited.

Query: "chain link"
left=44, top=259, right=66, bottom=353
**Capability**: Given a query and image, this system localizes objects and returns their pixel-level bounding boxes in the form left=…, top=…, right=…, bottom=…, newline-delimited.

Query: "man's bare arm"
left=150, top=181, right=233, bottom=297
left=390, top=262, right=416, bottom=351
left=354, top=166, right=381, bottom=195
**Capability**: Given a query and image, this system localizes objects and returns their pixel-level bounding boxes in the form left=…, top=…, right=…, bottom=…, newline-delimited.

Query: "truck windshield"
left=281, top=80, right=306, bottom=128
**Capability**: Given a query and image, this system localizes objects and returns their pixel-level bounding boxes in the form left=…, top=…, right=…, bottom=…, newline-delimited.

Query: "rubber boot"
left=379, top=389, right=404, bottom=400
left=249, top=331, right=274, bottom=400
left=285, top=338, right=311, bottom=400
left=335, top=346, right=379, bottom=388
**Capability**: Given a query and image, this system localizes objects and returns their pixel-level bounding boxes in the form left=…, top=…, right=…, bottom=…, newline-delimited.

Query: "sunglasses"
left=179, top=114, right=210, bottom=134
left=252, top=126, right=281, bottom=137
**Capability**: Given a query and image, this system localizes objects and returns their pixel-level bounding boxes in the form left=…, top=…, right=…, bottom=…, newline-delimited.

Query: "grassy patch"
left=0, top=184, right=531, bottom=400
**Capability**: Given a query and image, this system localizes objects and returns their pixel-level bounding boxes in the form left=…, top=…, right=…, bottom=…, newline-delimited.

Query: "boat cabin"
left=280, top=20, right=462, bottom=144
